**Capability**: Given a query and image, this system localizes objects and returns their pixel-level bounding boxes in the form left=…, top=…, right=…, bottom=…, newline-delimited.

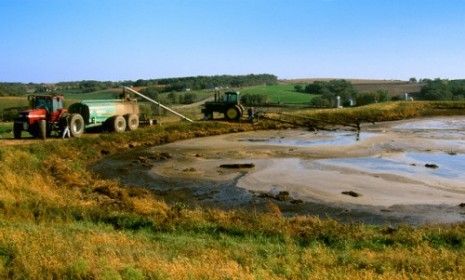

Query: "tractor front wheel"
left=69, top=114, right=85, bottom=138
left=38, top=120, right=47, bottom=140
left=13, top=123, right=22, bottom=139
left=203, top=111, right=213, bottom=120
left=225, top=106, right=241, bottom=121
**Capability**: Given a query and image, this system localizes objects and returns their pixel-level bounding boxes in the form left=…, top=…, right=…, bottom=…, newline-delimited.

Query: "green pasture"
left=240, top=84, right=316, bottom=104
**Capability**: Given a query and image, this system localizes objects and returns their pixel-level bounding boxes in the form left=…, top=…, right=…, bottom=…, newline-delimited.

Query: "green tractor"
left=202, top=91, right=245, bottom=121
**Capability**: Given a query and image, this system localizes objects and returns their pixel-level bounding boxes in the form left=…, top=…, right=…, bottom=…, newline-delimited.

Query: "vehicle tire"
left=69, top=113, right=85, bottom=138
left=13, top=123, right=22, bottom=139
left=238, top=104, right=246, bottom=115
left=112, top=115, right=126, bottom=133
left=224, top=106, right=241, bottom=121
left=58, top=113, right=69, bottom=132
left=38, top=120, right=47, bottom=140
left=46, top=123, right=52, bottom=137
left=204, top=111, right=213, bottom=120
left=125, top=114, right=139, bottom=131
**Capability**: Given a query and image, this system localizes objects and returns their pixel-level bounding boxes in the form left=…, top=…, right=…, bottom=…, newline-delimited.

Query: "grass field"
left=0, top=96, right=29, bottom=111
left=1, top=113, right=465, bottom=278
left=353, top=82, right=422, bottom=97
left=240, top=84, right=316, bottom=104
left=157, top=89, right=215, bottom=103
left=0, top=122, right=12, bottom=138
left=61, top=88, right=122, bottom=100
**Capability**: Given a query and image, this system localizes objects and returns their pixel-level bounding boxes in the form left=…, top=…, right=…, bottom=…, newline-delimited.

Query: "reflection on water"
left=406, top=152, right=465, bottom=178
left=393, top=119, right=465, bottom=130
left=320, top=152, right=465, bottom=180
left=241, top=131, right=373, bottom=147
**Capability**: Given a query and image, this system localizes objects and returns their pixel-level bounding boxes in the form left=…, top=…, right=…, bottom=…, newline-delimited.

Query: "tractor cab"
left=224, top=91, right=239, bottom=104
left=27, top=95, right=66, bottom=123
left=28, top=95, right=64, bottom=114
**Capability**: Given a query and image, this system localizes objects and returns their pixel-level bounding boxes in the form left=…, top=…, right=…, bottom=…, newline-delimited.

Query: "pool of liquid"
left=240, top=131, right=375, bottom=147
left=393, top=118, right=465, bottom=131
left=319, top=152, right=465, bottom=180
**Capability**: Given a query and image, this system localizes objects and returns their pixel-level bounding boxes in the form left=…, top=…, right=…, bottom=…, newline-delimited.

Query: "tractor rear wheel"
left=69, top=114, right=85, bottom=138
left=238, top=104, right=246, bottom=116
left=13, top=123, right=22, bottom=139
left=112, top=116, right=126, bottom=133
left=38, top=120, right=47, bottom=140
left=225, top=106, right=241, bottom=121
left=125, top=114, right=139, bottom=131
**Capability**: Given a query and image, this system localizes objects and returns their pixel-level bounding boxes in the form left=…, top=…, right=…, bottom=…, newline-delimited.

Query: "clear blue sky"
left=0, top=0, right=464, bottom=83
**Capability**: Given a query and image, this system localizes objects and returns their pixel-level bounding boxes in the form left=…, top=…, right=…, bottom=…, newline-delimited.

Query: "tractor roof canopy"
left=224, top=91, right=240, bottom=103
left=27, top=95, right=65, bottom=112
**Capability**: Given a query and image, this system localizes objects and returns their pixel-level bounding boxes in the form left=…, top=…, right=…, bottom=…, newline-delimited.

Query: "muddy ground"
left=94, top=117, right=465, bottom=225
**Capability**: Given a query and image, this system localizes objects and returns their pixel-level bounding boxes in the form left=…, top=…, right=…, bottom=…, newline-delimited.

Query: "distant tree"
left=303, top=80, right=358, bottom=106
left=34, top=85, right=47, bottom=93
left=167, top=92, right=178, bottom=104
left=376, top=89, right=390, bottom=102
left=304, top=81, right=325, bottom=94
left=355, top=90, right=390, bottom=106
left=181, top=92, right=197, bottom=104
left=134, top=79, right=148, bottom=87
left=449, top=80, right=465, bottom=97
left=140, top=86, right=159, bottom=100
left=420, top=79, right=453, bottom=100
left=240, top=94, right=267, bottom=106
left=409, top=77, right=417, bottom=83
left=310, top=96, right=331, bottom=108
left=294, top=84, right=304, bottom=92
left=79, top=80, right=106, bottom=93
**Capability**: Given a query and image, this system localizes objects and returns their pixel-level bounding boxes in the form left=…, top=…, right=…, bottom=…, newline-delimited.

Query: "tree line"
left=294, top=80, right=391, bottom=107
left=0, top=74, right=278, bottom=96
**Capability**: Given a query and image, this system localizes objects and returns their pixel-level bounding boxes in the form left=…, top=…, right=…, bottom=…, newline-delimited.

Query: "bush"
left=310, top=96, right=331, bottom=107
left=304, top=80, right=358, bottom=106
left=356, top=90, right=390, bottom=106
left=140, top=87, right=159, bottom=100
left=418, top=79, right=465, bottom=100
left=241, top=94, right=267, bottom=106
left=294, top=84, right=304, bottom=92
left=181, top=92, right=197, bottom=104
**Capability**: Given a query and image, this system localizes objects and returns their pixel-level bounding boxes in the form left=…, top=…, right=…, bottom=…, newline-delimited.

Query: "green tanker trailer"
left=68, top=99, right=140, bottom=136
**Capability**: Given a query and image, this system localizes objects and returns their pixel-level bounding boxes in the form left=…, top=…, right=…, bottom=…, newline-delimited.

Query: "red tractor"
left=13, top=95, right=84, bottom=139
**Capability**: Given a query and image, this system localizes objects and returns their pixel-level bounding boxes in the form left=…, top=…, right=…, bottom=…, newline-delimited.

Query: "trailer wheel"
left=69, top=114, right=84, bottom=138
left=112, top=116, right=127, bottom=133
left=225, top=106, right=241, bottom=121
left=13, top=123, right=22, bottom=139
left=38, top=120, right=47, bottom=140
left=125, top=114, right=139, bottom=131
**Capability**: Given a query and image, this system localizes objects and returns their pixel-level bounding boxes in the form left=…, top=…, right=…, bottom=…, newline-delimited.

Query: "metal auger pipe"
left=123, top=87, right=194, bottom=123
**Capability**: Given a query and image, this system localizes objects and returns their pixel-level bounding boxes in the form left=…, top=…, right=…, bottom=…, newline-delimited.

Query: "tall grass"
left=0, top=113, right=464, bottom=278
